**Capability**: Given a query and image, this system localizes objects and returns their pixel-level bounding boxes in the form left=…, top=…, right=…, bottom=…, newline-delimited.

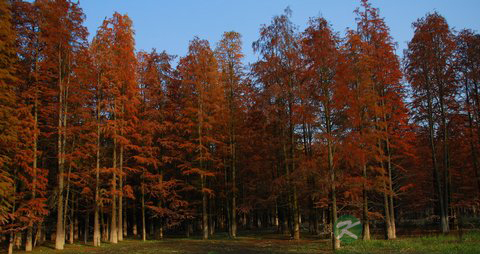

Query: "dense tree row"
left=1, top=0, right=479, bottom=252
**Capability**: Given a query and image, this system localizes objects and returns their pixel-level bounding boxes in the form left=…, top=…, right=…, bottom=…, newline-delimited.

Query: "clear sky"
left=79, top=0, right=480, bottom=65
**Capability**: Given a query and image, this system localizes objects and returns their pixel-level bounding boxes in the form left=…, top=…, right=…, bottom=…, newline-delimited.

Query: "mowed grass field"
left=9, top=230, right=480, bottom=254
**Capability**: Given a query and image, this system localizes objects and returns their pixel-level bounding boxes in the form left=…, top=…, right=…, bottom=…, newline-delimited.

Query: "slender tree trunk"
left=201, top=175, right=208, bottom=240
left=64, top=154, right=73, bottom=242
left=8, top=170, right=17, bottom=254
left=55, top=51, right=65, bottom=250
left=439, top=90, right=450, bottom=233
left=382, top=171, right=393, bottom=239
left=141, top=172, right=146, bottom=242
left=69, top=193, right=75, bottom=244
left=325, top=103, right=340, bottom=249
left=224, top=158, right=231, bottom=236
left=26, top=89, right=39, bottom=252
left=386, top=137, right=396, bottom=239
left=110, top=129, right=118, bottom=243
left=289, top=101, right=300, bottom=240
left=292, top=186, right=300, bottom=240
left=231, top=144, right=237, bottom=238
left=93, top=80, right=101, bottom=246
left=426, top=87, right=448, bottom=233
left=118, top=143, right=123, bottom=241
left=198, top=90, right=208, bottom=240
left=118, top=102, right=124, bottom=241
left=362, top=162, right=370, bottom=240
left=230, top=108, right=237, bottom=239
left=329, top=146, right=339, bottom=248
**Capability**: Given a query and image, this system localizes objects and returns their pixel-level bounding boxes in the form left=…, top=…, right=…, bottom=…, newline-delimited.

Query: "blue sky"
left=80, top=0, right=480, bottom=65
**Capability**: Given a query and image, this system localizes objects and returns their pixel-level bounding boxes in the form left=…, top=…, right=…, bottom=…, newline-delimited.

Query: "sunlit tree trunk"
left=362, top=162, right=370, bottom=240
left=110, top=105, right=118, bottom=243
left=118, top=102, right=124, bottom=241
left=55, top=51, right=65, bottom=250
left=141, top=171, right=146, bottom=242
left=93, top=79, right=101, bottom=246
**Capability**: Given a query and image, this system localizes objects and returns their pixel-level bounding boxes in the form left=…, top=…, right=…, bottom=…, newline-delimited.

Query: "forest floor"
left=9, top=230, right=480, bottom=253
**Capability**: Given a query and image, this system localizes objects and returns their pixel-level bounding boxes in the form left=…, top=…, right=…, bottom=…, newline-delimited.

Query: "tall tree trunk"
left=64, top=151, right=73, bottom=242
left=55, top=52, right=65, bottom=250
left=231, top=143, right=237, bottom=238
left=110, top=127, right=118, bottom=243
left=362, top=162, right=370, bottom=240
left=118, top=143, right=123, bottom=241
left=93, top=109, right=101, bottom=246
left=382, top=171, right=393, bottom=239
left=386, top=137, right=396, bottom=239
left=224, top=158, right=231, bottom=236
left=325, top=102, right=340, bottom=249
left=69, top=193, right=75, bottom=244
left=198, top=91, right=208, bottom=240
left=426, top=86, right=448, bottom=233
left=329, top=141, right=340, bottom=249
left=289, top=101, right=300, bottom=240
left=118, top=102, right=124, bottom=241
left=141, top=172, right=146, bottom=242
left=26, top=87, right=39, bottom=252
left=201, top=175, right=208, bottom=240
left=101, top=207, right=106, bottom=242
left=8, top=170, right=17, bottom=254
left=439, top=89, right=450, bottom=233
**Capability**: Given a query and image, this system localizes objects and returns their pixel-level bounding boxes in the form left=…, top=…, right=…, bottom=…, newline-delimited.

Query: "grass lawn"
left=9, top=230, right=480, bottom=253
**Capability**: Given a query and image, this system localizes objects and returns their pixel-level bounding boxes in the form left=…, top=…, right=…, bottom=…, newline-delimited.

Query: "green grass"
left=338, top=231, right=480, bottom=254
left=9, top=230, right=480, bottom=253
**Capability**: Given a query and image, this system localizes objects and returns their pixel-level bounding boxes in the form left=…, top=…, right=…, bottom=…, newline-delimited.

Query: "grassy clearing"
left=9, top=230, right=480, bottom=253
left=338, top=231, right=480, bottom=254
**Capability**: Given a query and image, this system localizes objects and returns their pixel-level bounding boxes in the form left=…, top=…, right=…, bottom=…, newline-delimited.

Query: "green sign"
left=334, top=215, right=362, bottom=243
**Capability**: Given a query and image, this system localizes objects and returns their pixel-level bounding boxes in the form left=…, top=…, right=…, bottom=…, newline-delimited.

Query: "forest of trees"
left=1, top=0, right=480, bottom=253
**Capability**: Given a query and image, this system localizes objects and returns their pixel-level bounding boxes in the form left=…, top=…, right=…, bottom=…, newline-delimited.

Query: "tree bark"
left=55, top=51, right=65, bottom=250
left=110, top=129, right=118, bottom=243
left=141, top=172, right=146, bottom=242
left=426, top=84, right=448, bottom=233
left=201, top=175, right=208, bottom=240
left=93, top=91, right=101, bottom=246
left=118, top=102, right=124, bottom=241
left=362, top=162, right=370, bottom=240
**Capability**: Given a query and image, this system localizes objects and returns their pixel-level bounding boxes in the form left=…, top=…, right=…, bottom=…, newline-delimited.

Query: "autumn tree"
left=456, top=29, right=480, bottom=196
left=91, top=12, right=138, bottom=244
left=215, top=31, right=244, bottom=238
left=252, top=7, right=303, bottom=240
left=353, top=0, right=406, bottom=239
left=301, top=16, right=345, bottom=249
left=0, top=0, right=23, bottom=252
left=177, top=37, right=224, bottom=240
left=405, top=12, right=458, bottom=233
